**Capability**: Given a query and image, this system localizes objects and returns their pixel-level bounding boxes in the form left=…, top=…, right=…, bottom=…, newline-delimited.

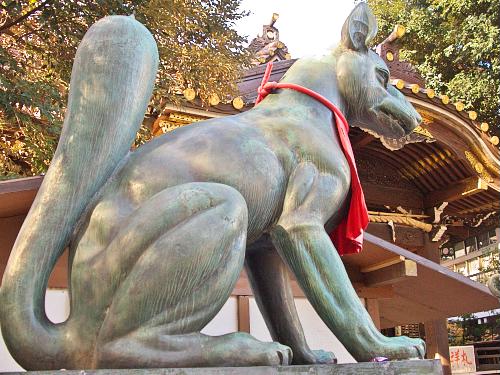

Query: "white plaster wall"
left=201, top=296, right=238, bottom=335
left=249, top=297, right=356, bottom=364
left=0, top=328, right=23, bottom=372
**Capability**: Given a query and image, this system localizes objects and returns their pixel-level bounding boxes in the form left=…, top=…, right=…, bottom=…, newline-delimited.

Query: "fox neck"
left=258, top=53, right=348, bottom=133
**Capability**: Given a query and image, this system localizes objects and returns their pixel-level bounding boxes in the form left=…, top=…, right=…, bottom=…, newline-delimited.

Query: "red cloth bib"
left=256, top=62, right=368, bottom=255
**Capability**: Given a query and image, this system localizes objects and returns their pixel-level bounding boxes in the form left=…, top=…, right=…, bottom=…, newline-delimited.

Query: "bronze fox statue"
left=1, top=3, right=425, bottom=370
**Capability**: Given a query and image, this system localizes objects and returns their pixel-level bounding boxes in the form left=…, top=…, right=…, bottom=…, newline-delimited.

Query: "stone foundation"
left=6, top=360, right=443, bottom=375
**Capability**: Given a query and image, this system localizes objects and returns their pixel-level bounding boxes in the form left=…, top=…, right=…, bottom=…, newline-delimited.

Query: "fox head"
left=335, top=3, right=421, bottom=142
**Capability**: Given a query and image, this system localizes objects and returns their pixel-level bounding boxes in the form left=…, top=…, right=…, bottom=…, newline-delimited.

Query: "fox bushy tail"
left=0, top=16, right=158, bottom=370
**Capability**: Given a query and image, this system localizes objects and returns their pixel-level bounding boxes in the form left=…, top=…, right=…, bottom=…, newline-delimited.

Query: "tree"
left=0, top=0, right=249, bottom=178
left=367, top=0, right=499, bottom=134
left=139, top=0, right=248, bottom=104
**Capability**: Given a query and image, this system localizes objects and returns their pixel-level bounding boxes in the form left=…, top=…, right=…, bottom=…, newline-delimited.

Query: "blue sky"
left=236, top=0, right=356, bottom=58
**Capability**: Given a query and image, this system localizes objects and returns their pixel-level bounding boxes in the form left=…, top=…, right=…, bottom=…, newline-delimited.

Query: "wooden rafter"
left=456, top=200, right=500, bottom=216
left=424, top=176, right=488, bottom=208
left=352, top=133, right=375, bottom=149
left=362, top=182, right=424, bottom=210
left=362, top=259, right=418, bottom=287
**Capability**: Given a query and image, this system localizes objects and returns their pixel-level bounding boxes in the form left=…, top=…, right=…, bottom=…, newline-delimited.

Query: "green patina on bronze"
left=488, top=274, right=500, bottom=299
left=0, top=4, right=425, bottom=370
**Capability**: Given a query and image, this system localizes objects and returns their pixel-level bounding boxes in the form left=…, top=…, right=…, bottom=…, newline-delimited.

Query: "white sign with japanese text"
left=449, top=345, right=476, bottom=374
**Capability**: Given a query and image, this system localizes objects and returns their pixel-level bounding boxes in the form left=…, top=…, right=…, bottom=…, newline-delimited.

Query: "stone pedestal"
left=6, top=360, right=443, bottom=375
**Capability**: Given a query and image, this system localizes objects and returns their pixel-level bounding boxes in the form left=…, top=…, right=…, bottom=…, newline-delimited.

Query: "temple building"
left=0, top=16, right=498, bottom=374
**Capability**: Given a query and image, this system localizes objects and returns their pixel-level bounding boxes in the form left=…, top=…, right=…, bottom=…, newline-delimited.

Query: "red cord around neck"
left=255, top=61, right=368, bottom=255
left=255, top=61, right=349, bottom=134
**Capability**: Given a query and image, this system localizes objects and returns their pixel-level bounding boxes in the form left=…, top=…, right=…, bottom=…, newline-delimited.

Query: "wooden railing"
left=475, top=341, right=500, bottom=371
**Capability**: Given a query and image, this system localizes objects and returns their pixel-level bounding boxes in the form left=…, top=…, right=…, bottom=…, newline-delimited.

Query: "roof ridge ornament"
left=248, top=13, right=291, bottom=65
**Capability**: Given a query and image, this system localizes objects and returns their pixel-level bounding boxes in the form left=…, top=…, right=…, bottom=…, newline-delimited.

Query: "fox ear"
left=341, top=2, right=377, bottom=52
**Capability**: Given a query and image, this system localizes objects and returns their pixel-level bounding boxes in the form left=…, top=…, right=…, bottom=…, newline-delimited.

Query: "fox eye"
left=376, top=68, right=389, bottom=88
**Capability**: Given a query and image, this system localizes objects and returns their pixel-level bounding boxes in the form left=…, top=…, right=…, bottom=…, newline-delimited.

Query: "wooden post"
left=420, top=234, right=451, bottom=375
left=237, top=295, right=250, bottom=333
left=366, top=298, right=381, bottom=330
left=424, top=319, right=451, bottom=375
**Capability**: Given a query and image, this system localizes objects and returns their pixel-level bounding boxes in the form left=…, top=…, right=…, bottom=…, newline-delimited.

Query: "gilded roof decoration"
left=464, top=151, right=493, bottom=183
left=247, top=14, right=291, bottom=65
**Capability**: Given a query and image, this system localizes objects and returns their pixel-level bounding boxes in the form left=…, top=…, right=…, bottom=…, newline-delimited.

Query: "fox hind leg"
left=93, top=182, right=291, bottom=368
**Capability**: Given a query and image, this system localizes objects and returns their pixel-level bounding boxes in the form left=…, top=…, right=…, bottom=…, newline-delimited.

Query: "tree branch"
left=0, top=0, right=51, bottom=34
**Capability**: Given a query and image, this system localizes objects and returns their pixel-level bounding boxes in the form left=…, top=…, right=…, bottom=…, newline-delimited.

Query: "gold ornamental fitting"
left=468, top=111, right=477, bottom=120
left=284, top=53, right=291, bottom=60
left=183, top=88, right=196, bottom=101
left=395, top=79, right=405, bottom=90
left=386, top=51, right=394, bottom=61
left=277, top=41, right=284, bottom=49
left=410, top=84, right=420, bottom=94
left=394, top=24, right=406, bottom=38
left=232, top=97, right=244, bottom=110
left=475, top=162, right=484, bottom=173
left=441, top=95, right=450, bottom=105
left=426, top=89, right=435, bottom=99
left=455, top=102, right=465, bottom=111
left=209, top=93, right=220, bottom=106
left=491, top=136, right=499, bottom=146
left=480, top=122, right=489, bottom=132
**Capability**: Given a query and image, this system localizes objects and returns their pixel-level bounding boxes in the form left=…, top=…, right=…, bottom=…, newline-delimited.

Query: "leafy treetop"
left=0, top=0, right=249, bottom=178
left=368, top=0, right=499, bottom=134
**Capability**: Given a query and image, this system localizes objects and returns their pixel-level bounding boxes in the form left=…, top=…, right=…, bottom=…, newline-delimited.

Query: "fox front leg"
left=245, top=237, right=336, bottom=365
left=270, top=162, right=425, bottom=362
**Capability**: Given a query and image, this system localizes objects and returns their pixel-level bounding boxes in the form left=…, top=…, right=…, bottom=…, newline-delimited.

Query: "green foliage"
left=138, top=0, right=249, bottom=105
left=0, top=1, right=142, bottom=178
left=0, top=0, right=249, bottom=178
left=448, top=314, right=500, bottom=345
left=368, top=0, right=500, bottom=133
